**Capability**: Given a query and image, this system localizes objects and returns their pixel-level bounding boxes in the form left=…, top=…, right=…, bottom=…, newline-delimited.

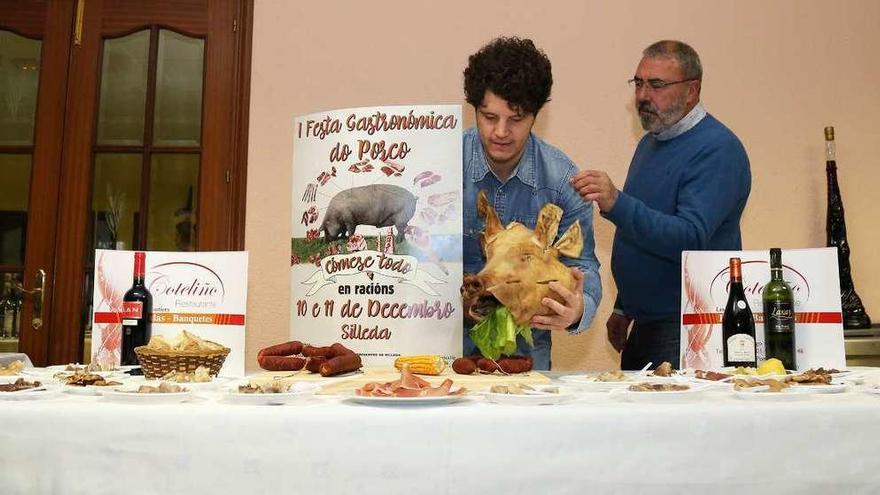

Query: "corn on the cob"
left=394, top=355, right=447, bottom=375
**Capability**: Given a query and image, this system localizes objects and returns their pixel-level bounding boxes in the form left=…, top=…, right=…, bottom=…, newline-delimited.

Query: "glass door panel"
left=154, top=30, right=204, bottom=146
left=0, top=31, right=41, bottom=145
left=0, top=154, right=31, bottom=266
left=0, top=30, right=41, bottom=354
left=95, top=30, right=149, bottom=146
left=148, top=153, right=199, bottom=251
left=91, top=153, right=143, bottom=252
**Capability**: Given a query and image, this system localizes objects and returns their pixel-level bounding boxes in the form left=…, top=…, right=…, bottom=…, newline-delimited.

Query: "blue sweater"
left=605, top=114, right=751, bottom=321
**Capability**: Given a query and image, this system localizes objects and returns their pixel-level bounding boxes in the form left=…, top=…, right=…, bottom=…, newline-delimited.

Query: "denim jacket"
left=462, top=127, right=602, bottom=370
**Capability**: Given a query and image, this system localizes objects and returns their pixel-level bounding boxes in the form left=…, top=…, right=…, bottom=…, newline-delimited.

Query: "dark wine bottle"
left=722, top=257, right=756, bottom=368
left=121, top=251, right=152, bottom=366
left=762, top=248, right=796, bottom=370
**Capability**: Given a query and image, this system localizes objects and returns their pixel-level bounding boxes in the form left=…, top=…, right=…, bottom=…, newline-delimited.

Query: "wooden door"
left=0, top=1, right=73, bottom=364
left=0, top=0, right=251, bottom=365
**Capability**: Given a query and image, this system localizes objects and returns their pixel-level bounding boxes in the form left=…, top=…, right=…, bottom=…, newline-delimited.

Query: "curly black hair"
left=463, top=36, right=552, bottom=115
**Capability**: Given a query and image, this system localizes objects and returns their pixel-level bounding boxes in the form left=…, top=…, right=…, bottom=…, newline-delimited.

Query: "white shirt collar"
left=653, top=102, right=706, bottom=141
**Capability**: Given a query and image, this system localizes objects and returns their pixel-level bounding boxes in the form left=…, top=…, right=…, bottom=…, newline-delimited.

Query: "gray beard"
left=638, top=100, right=687, bottom=133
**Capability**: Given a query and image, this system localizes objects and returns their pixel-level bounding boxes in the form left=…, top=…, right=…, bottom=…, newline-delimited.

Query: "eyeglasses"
left=627, top=77, right=699, bottom=90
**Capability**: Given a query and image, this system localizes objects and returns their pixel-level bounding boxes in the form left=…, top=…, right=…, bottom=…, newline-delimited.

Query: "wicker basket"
left=134, top=346, right=230, bottom=379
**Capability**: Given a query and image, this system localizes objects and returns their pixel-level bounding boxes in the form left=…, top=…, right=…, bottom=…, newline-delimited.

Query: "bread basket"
left=134, top=346, right=230, bottom=379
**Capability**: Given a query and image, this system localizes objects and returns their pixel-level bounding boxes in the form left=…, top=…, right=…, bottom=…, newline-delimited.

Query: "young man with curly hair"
left=462, top=36, right=602, bottom=370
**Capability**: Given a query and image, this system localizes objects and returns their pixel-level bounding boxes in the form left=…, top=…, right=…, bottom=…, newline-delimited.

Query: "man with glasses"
left=462, top=36, right=602, bottom=370
left=571, top=40, right=751, bottom=370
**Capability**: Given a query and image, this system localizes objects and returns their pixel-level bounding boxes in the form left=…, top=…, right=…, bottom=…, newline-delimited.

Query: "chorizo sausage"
left=319, top=353, right=362, bottom=377
left=452, top=357, right=477, bottom=375
left=257, top=340, right=303, bottom=358
left=497, top=357, right=525, bottom=374
left=302, top=345, right=335, bottom=358
left=257, top=355, right=306, bottom=371
left=329, top=342, right=355, bottom=358
left=477, top=358, right=499, bottom=373
left=305, top=356, right=326, bottom=374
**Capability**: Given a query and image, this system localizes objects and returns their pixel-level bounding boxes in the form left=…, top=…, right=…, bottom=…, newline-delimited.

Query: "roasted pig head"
left=461, top=190, right=583, bottom=326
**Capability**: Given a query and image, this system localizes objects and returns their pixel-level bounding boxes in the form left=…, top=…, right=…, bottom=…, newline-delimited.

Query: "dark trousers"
left=620, top=317, right=681, bottom=371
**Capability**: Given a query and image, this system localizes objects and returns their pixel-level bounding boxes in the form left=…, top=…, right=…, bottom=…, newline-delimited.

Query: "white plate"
left=223, top=380, right=322, bottom=405
left=102, top=387, right=193, bottom=404
left=63, top=384, right=120, bottom=396
left=224, top=389, right=318, bottom=405
left=787, top=382, right=849, bottom=394
left=733, top=388, right=814, bottom=401
left=858, top=385, right=880, bottom=395
left=124, top=376, right=229, bottom=391
left=343, top=392, right=469, bottom=406
left=0, top=382, right=62, bottom=401
left=612, top=383, right=710, bottom=403
left=484, top=386, right=578, bottom=406
left=559, top=373, right=681, bottom=389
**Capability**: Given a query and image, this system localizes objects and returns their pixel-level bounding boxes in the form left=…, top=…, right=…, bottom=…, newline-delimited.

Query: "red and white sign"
left=680, top=247, right=845, bottom=371
left=90, top=250, right=249, bottom=375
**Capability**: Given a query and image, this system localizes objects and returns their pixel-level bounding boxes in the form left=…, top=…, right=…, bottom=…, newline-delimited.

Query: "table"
left=2, top=379, right=879, bottom=494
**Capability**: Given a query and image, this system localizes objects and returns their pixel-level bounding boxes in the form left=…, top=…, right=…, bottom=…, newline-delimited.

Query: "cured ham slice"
left=354, top=365, right=466, bottom=397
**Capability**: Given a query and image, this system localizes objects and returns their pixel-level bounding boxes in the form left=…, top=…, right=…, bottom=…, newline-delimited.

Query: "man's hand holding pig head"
left=570, top=170, right=620, bottom=213
left=530, top=267, right=585, bottom=331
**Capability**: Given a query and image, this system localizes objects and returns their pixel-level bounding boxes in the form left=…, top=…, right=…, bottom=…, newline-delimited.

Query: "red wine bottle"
left=121, top=251, right=152, bottom=366
left=722, top=257, right=757, bottom=368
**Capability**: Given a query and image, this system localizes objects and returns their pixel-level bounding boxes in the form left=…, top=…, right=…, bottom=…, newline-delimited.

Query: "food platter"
left=342, top=392, right=469, bottom=406
left=559, top=373, right=681, bottom=392
left=483, top=385, right=578, bottom=406
left=611, top=383, right=711, bottom=403
left=0, top=377, right=61, bottom=400
left=63, top=384, right=117, bottom=396
left=786, top=382, right=849, bottom=394
left=224, top=389, right=319, bottom=405
left=101, top=387, right=193, bottom=404
left=223, top=380, right=322, bottom=405
left=732, top=387, right=814, bottom=401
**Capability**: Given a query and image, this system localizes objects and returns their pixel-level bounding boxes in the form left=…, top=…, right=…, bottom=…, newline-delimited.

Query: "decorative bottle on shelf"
left=762, top=248, right=796, bottom=370
left=825, top=126, right=871, bottom=329
left=722, top=257, right=757, bottom=368
left=0, top=275, right=12, bottom=339
left=9, top=277, right=20, bottom=338
left=121, top=252, right=152, bottom=366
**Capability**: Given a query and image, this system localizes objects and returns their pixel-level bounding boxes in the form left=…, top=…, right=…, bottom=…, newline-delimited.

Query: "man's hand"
left=531, top=268, right=584, bottom=332
left=570, top=170, right=620, bottom=213
left=607, top=312, right=633, bottom=353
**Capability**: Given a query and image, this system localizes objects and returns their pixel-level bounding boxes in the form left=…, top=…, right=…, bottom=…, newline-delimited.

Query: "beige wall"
left=246, top=0, right=880, bottom=371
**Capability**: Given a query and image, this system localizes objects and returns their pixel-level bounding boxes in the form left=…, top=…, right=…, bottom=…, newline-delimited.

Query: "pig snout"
left=460, top=273, right=501, bottom=323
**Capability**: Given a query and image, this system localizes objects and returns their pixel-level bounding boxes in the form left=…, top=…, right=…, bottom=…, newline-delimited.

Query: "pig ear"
left=534, top=203, right=563, bottom=249
left=552, top=220, right=583, bottom=258
left=477, top=190, right=502, bottom=239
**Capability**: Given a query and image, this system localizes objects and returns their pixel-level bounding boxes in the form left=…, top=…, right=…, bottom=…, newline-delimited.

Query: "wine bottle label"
left=726, top=334, right=756, bottom=361
left=121, top=301, right=143, bottom=319
left=765, top=302, right=795, bottom=333
left=736, top=300, right=747, bottom=310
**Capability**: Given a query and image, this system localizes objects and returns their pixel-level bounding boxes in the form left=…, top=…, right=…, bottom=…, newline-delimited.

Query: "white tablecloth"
left=1, top=386, right=879, bottom=495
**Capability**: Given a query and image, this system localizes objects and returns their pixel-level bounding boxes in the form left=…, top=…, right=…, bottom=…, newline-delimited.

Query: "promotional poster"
left=291, top=104, right=463, bottom=365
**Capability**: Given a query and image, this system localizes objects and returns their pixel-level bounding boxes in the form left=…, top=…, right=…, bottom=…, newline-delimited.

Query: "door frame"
left=0, top=0, right=75, bottom=365
left=43, top=0, right=253, bottom=365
